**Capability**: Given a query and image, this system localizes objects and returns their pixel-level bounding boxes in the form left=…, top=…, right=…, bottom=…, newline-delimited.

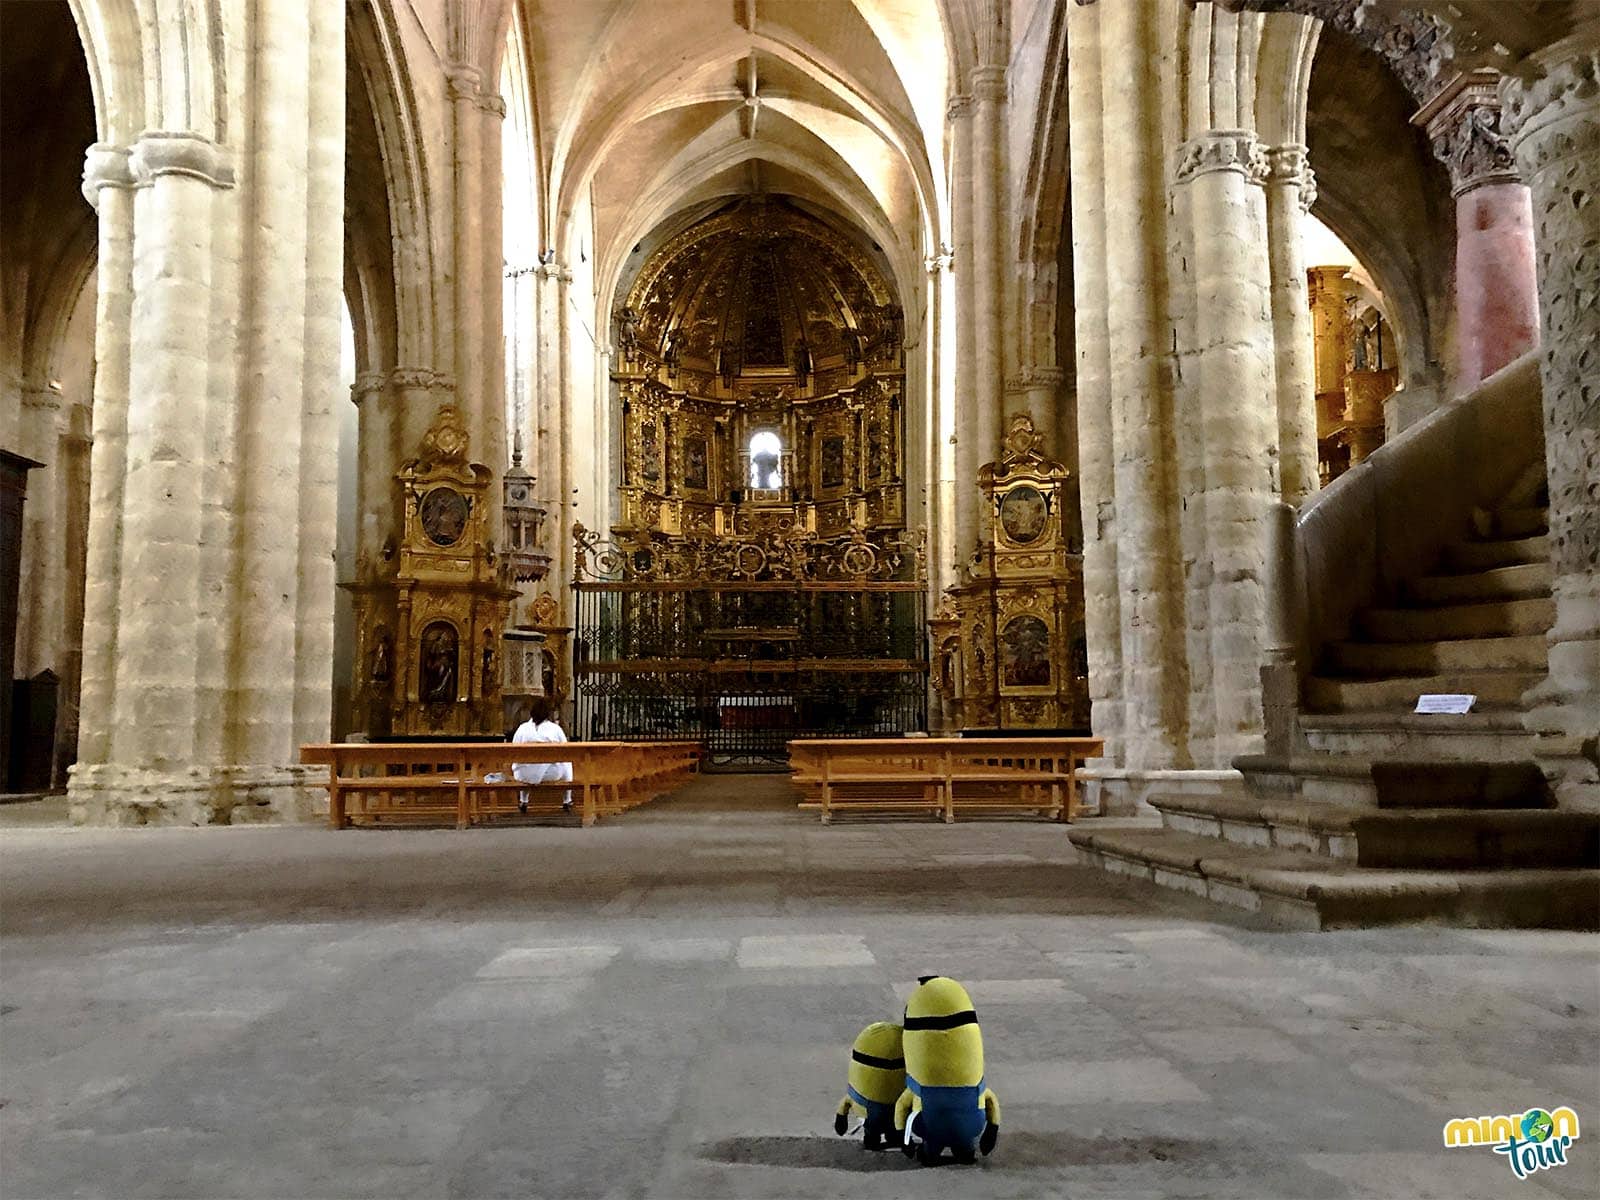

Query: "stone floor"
left=1, top=775, right=1596, bottom=1199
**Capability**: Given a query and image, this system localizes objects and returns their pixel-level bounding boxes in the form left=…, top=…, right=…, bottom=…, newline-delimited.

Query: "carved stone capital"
left=924, top=244, right=955, bottom=274
left=476, top=92, right=507, bottom=119
left=130, top=132, right=235, bottom=190
left=446, top=65, right=482, bottom=102
left=1263, top=145, right=1318, bottom=211
left=1414, top=70, right=1519, bottom=196
left=1173, top=131, right=1268, bottom=186
left=969, top=66, right=1007, bottom=104
left=1005, top=366, right=1066, bottom=394
left=351, top=372, right=389, bottom=404
left=22, top=385, right=62, bottom=411
left=81, top=143, right=134, bottom=207
left=946, top=93, right=974, bottom=123
left=389, top=367, right=456, bottom=394
left=1501, top=43, right=1600, bottom=149
left=539, top=259, right=573, bottom=283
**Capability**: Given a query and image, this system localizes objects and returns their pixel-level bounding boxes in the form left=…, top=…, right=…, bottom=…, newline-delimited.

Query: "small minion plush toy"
left=895, top=976, right=1001, bottom=1164
left=833, top=1021, right=905, bottom=1149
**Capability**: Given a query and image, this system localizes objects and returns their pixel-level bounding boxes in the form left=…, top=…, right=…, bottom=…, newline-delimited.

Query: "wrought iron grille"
left=572, top=528, right=928, bottom=769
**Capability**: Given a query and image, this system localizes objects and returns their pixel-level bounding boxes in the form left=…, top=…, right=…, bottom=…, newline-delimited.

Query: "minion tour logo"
left=1442, top=1106, right=1580, bottom=1181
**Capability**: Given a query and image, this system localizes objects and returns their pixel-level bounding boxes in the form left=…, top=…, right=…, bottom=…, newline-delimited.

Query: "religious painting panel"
left=820, top=436, right=846, bottom=489
left=998, top=485, right=1048, bottom=545
left=1000, top=614, right=1052, bottom=689
left=682, top=434, right=709, bottom=492
left=640, top=419, right=662, bottom=485
left=420, top=620, right=460, bottom=705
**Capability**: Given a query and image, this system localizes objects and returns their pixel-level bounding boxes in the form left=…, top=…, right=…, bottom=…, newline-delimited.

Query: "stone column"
left=971, top=65, right=1007, bottom=491
left=53, top=401, right=92, bottom=786
left=14, top=385, right=61, bottom=679
left=107, top=134, right=230, bottom=772
left=947, top=94, right=979, bottom=576
left=1005, top=366, right=1065, bottom=464
left=292, top=0, right=346, bottom=748
left=75, top=145, right=135, bottom=771
left=538, top=260, right=573, bottom=600
left=1502, top=39, right=1600, bottom=808
left=1417, top=71, right=1540, bottom=387
left=1100, top=0, right=1190, bottom=769
left=479, top=89, right=509, bottom=498
left=1263, top=145, right=1319, bottom=506
left=1067, top=0, right=1124, bottom=765
left=925, top=247, right=956, bottom=601
left=1175, top=131, right=1280, bottom=766
left=233, top=0, right=314, bottom=768
left=449, top=67, right=485, bottom=459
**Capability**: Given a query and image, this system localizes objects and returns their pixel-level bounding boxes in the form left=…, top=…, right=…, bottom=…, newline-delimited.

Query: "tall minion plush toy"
left=833, top=1021, right=905, bottom=1149
left=895, top=976, right=1001, bottom=1164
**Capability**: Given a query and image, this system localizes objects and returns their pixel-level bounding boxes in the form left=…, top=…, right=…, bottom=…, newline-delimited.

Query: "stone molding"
left=21, top=385, right=62, bottom=411
left=81, top=142, right=134, bottom=206
left=946, top=93, right=974, bottom=122
left=969, top=66, right=1007, bottom=104
left=1173, top=130, right=1268, bottom=186
left=129, top=131, right=235, bottom=190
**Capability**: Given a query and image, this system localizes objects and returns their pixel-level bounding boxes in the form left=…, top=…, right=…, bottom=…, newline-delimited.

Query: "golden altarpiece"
left=350, top=406, right=516, bottom=736
left=581, top=199, right=926, bottom=765
left=930, top=415, right=1088, bottom=731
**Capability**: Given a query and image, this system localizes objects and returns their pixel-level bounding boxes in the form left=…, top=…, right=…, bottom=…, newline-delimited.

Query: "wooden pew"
left=299, top=740, right=701, bottom=829
left=789, top=736, right=1104, bottom=824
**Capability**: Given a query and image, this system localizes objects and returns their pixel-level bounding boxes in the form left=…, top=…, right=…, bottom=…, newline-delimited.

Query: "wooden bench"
left=299, top=740, right=701, bottom=829
left=789, top=737, right=1104, bottom=824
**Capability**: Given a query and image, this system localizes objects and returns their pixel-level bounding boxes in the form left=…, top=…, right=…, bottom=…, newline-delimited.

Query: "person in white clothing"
left=511, top=696, right=573, bottom=813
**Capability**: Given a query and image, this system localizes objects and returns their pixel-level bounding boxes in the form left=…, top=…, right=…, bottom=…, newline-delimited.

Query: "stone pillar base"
left=1523, top=678, right=1600, bottom=813
left=67, top=763, right=328, bottom=826
left=1078, top=767, right=1244, bottom=816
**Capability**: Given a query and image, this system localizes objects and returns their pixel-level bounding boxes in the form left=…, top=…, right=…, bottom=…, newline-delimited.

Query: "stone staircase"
left=1300, top=478, right=1551, bottom=755
left=1067, top=762, right=1599, bottom=929
left=1067, top=474, right=1600, bottom=929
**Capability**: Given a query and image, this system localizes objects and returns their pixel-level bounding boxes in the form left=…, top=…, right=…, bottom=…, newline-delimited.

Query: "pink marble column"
left=1417, top=71, right=1540, bottom=387
left=1455, top=182, right=1539, bottom=383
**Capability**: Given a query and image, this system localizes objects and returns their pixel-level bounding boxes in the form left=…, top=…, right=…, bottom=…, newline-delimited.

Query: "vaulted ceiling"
left=507, top=0, right=957, bottom=306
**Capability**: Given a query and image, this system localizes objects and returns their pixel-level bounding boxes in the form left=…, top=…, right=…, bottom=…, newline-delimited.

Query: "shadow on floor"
left=697, top=1132, right=1228, bottom=1171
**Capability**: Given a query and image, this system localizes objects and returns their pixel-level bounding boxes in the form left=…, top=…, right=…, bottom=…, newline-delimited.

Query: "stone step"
left=1405, top=561, right=1552, bottom=606
left=1235, top=755, right=1551, bottom=809
left=1442, top=534, right=1548, bottom=572
left=1477, top=505, right=1548, bottom=539
left=1324, top=634, right=1547, bottom=676
left=1299, top=711, right=1540, bottom=763
left=1149, top=793, right=1594, bottom=869
left=1067, top=823, right=1600, bottom=930
left=1306, top=669, right=1544, bottom=712
left=1357, top=596, right=1554, bottom=642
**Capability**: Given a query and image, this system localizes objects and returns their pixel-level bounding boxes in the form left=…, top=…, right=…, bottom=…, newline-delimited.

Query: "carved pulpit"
left=931, top=414, right=1088, bottom=731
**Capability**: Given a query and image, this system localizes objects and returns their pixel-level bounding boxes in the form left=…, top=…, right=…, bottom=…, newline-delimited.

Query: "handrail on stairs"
left=1260, top=350, right=1545, bottom=754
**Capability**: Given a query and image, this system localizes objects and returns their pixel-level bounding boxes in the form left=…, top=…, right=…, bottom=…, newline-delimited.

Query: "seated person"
left=511, top=696, right=573, bottom=813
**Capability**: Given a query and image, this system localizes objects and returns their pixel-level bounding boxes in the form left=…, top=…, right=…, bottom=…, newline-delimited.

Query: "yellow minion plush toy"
left=833, top=1021, right=906, bottom=1149
left=895, top=976, right=1001, bottom=1164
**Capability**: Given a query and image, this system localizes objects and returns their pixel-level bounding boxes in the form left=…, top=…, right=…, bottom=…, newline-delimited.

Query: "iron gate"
left=572, top=529, right=927, bottom=770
